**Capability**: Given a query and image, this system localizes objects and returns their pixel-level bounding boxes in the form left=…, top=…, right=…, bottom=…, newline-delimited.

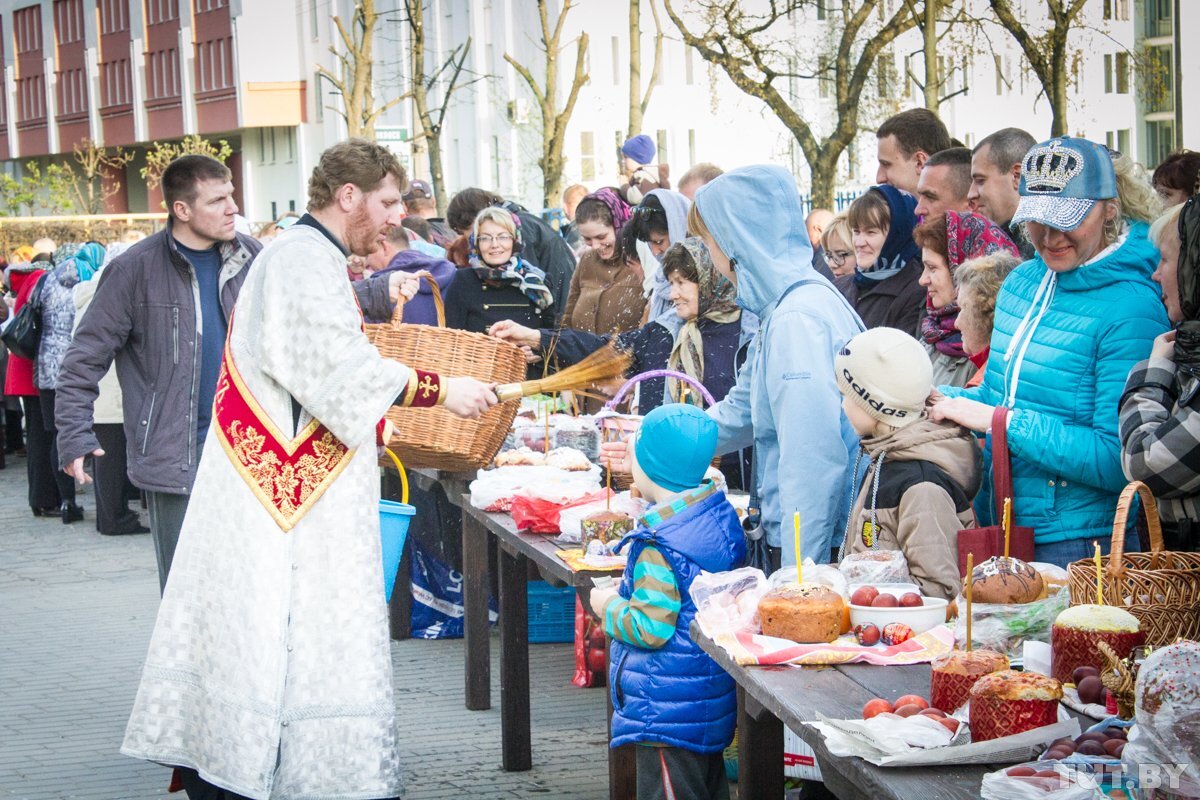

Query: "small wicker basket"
left=366, top=276, right=526, bottom=472
left=1067, top=482, right=1200, bottom=647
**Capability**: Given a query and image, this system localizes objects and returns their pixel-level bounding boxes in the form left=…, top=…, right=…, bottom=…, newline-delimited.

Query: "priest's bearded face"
left=346, top=175, right=405, bottom=256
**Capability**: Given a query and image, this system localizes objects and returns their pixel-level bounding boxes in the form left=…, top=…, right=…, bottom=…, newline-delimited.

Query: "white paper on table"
left=1059, top=686, right=1108, bottom=720
left=808, top=713, right=1081, bottom=767
left=1023, top=640, right=1052, bottom=677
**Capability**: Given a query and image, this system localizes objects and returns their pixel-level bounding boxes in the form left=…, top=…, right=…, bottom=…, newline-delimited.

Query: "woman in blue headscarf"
left=841, top=184, right=927, bottom=335
left=36, top=241, right=105, bottom=523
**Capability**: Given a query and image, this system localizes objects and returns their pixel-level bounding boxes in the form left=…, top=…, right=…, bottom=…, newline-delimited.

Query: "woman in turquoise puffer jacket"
left=931, top=138, right=1168, bottom=567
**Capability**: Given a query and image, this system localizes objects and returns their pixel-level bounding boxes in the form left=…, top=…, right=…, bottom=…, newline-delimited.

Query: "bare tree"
left=988, top=0, right=1089, bottom=137
left=505, top=0, right=590, bottom=209
left=316, top=0, right=403, bottom=139
left=628, top=0, right=665, bottom=138
left=397, top=0, right=483, bottom=216
left=902, top=0, right=973, bottom=110
left=665, top=0, right=925, bottom=208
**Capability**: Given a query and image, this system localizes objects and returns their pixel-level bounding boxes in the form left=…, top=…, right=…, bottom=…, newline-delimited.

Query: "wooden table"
left=460, top=502, right=634, bottom=798
left=692, top=623, right=1085, bottom=800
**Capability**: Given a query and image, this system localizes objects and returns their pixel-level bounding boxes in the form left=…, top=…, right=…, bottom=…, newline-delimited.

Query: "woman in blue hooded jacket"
left=689, top=166, right=864, bottom=567
left=932, top=139, right=1169, bottom=566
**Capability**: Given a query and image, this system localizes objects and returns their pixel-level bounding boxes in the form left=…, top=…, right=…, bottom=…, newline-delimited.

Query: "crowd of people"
left=1, top=112, right=1199, bottom=799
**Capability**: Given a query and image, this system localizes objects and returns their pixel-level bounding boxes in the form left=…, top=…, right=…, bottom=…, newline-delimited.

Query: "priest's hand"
left=65, top=448, right=105, bottom=485
left=442, top=377, right=498, bottom=419
left=488, top=319, right=540, bottom=348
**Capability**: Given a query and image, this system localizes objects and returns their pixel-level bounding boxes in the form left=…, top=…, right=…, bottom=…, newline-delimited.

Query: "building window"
left=816, top=0, right=826, bottom=20
left=1145, top=0, right=1172, bottom=37
left=146, top=48, right=181, bottom=100
left=1103, top=54, right=1113, bottom=93
left=655, top=129, right=667, bottom=166
left=687, top=129, right=695, bottom=166
left=1146, top=44, right=1173, bottom=112
left=684, top=46, right=694, bottom=85
left=818, top=55, right=831, bottom=99
left=99, top=0, right=129, bottom=33
left=54, top=0, right=84, bottom=44
left=146, top=0, right=180, bottom=25
left=611, top=36, right=620, bottom=86
left=1145, top=120, right=1174, bottom=168
left=1114, top=51, right=1129, bottom=94
left=580, top=131, right=595, bottom=182
left=492, top=135, right=501, bottom=190
left=15, top=6, right=42, bottom=54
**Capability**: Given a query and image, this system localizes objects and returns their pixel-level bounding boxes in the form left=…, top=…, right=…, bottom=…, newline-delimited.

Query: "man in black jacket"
left=56, top=155, right=402, bottom=592
left=445, top=187, right=577, bottom=323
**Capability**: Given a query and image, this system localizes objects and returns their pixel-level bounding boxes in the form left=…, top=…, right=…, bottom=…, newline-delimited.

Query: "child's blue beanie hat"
left=634, top=403, right=718, bottom=494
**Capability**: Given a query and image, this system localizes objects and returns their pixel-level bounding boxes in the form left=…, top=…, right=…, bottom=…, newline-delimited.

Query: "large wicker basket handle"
left=387, top=273, right=446, bottom=329
left=604, top=369, right=717, bottom=409
left=1109, top=481, right=1166, bottom=577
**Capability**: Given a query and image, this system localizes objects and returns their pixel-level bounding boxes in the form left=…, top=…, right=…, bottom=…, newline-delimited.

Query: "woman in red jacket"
left=3, top=262, right=63, bottom=516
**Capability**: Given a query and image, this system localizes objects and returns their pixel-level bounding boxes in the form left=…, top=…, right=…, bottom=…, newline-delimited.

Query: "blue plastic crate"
left=527, top=580, right=577, bottom=643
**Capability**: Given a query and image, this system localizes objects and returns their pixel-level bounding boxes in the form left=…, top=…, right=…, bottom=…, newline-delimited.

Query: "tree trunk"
left=428, top=134, right=448, bottom=217
left=809, top=152, right=839, bottom=210
left=1049, top=45, right=1069, bottom=137
left=628, top=0, right=642, bottom=138
left=922, top=0, right=938, bottom=110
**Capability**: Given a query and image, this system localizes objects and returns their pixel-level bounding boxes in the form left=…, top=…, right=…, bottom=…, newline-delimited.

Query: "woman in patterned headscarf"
left=490, top=237, right=754, bottom=486
left=913, top=211, right=1019, bottom=386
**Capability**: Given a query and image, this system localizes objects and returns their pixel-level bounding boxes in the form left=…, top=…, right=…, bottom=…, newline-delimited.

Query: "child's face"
left=628, top=438, right=656, bottom=498
left=842, top=395, right=879, bottom=437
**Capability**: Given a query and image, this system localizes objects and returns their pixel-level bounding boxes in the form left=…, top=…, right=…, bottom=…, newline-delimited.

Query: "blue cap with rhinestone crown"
left=1011, top=136, right=1117, bottom=232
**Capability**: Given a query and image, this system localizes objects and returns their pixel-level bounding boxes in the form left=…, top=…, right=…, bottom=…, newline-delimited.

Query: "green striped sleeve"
left=602, top=546, right=681, bottom=650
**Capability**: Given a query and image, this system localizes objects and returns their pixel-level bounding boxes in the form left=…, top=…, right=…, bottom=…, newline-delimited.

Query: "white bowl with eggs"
left=848, top=595, right=949, bottom=635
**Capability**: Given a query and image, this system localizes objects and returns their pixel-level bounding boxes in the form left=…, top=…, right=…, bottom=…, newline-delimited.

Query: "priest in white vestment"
left=121, top=139, right=497, bottom=800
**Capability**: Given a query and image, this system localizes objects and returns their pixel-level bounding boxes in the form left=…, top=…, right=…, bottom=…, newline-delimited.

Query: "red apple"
left=871, top=593, right=899, bottom=608
left=895, top=694, right=929, bottom=710
left=862, top=698, right=893, bottom=719
left=899, top=592, right=924, bottom=607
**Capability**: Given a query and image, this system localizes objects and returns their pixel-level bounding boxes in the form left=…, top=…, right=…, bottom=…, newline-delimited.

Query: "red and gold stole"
left=212, top=337, right=354, bottom=532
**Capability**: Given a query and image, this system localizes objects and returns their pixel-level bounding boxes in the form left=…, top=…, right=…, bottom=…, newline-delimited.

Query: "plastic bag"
left=468, top=465, right=601, bottom=512
left=1121, top=640, right=1200, bottom=798
left=558, top=492, right=648, bottom=543
left=981, top=761, right=1106, bottom=800
left=838, top=550, right=914, bottom=585
left=954, top=584, right=1070, bottom=659
left=770, top=559, right=850, bottom=601
left=410, top=540, right=497, bottom=639
left=511, top=489, right=610, bottom=534
left=689, top=567, right=770, bottom=636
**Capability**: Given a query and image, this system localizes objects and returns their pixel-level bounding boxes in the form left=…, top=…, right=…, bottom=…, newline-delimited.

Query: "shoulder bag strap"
left=990, top=405, right=1016, bottom=521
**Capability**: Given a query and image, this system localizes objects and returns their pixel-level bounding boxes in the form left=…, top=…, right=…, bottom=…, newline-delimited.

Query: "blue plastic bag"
left=409, top=539, right=497, bottom=639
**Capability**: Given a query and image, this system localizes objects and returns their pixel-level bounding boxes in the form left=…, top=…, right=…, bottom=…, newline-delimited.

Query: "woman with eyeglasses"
left=444, top=207, right=555, bottom=377
left=821, top=212, right=856, bottom=282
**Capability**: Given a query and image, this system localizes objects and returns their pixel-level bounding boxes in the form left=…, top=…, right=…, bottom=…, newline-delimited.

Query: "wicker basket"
left=1067, top=481, right=1200, bottom=647
left=366, top=276, right=526, bottom=472
left=596, top=370, right=718, bottom=489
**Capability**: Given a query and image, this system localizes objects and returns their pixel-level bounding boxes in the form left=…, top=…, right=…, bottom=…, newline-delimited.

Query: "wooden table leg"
left=498, top=546, right=532, bottom=771
left=605, top=638, right=637, bottom=800
left=737, top=686, right=784, bottom=800
left=462, top=508, right=491, bottom=711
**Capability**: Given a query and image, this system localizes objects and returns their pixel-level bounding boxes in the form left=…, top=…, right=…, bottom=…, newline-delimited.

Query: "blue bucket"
left=379, top=499, right=415, bottom=601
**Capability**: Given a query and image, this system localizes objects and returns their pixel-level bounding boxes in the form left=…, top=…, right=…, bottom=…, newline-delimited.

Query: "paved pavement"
left=0, top=456, right=612, bottom=799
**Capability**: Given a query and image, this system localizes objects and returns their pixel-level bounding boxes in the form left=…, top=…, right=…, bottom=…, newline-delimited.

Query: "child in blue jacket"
left=589, top=404, right=746, bottom=800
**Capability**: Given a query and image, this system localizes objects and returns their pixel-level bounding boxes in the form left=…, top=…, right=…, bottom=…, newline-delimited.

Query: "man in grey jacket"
left=56, top=155, right=402, bottom=592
